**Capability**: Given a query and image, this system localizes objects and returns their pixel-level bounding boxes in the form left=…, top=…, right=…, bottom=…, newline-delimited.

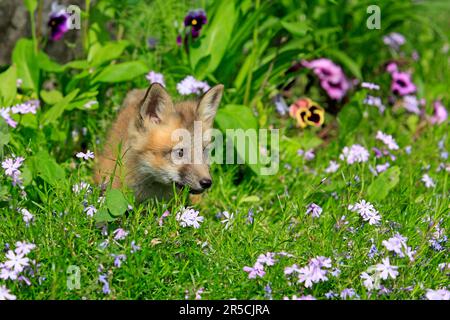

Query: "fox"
left=94, top=83, right=224, bottom=202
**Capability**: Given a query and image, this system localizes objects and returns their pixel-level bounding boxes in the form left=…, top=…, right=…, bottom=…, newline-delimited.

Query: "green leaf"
left=29, top=150, right=66, bottom=186
left=23, top=0, right=37, bottom=12
left=0, top=119, right=11, bottom=149
left=0, top=65, right=17, bottom=106
left=190, top=0, right=237, bottom=74
left=40, top=90, right=63, bottom=105
left=94, top=208, right=117, bottom=223
left=105, top=189, right=128, bottom=217
left=37, top=51, right=65, bottom=72
left=42, top=89, right=79, bottom=124
left=92, top=61, right=148, bottom=83
left=88, top=40, right=129, bottom=67
left=281, top=20, right=311, bottom=37
left=64, top=60, right=89, bottom=69
left=194, top=55, right=211, bottom=79
left=337, top=103, right=362, bottom=142
left=367, top=166, right=401, bottom=201
left=12, top=39, right=39, bottom=92
left=215, top=104, right=261, bottom=175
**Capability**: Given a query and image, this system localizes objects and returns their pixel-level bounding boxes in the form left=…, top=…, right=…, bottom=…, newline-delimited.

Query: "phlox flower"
left=243, top=262, right=266, bottom=279
left=340, top=288, right=358, bottom=300
left=376, top=257, right=399, bottom=280
left=20, top=208, right=34, bottom=225
left=256, top=252, right=277, bottom=266
left=146, top=71, right=165, bottom=87
left=325, top=160, right=340, bottom=173
left=0, top=285, right=16, bottom=300
left=176, top=76, right=210, bottom=95
left=348, top=200, right=381, bottom=225
left=425, top=289, right=450, bottom=300
left=220, top=211, right=234, bottom=230
left=306, top=203, right=322, bottom=218
left=84, top=205, right=97, bottom=217
left=176, top=207, right=204, bottom=229
left=430, top=100, right=448, bottom=125
left=383, top=32, right=405, bottom=51
left=76, top=150, right=95, bottom=160
left=112, top=228, right=129, bottom=240
left=14, top=241, right=36, bottom=255
left=4, top=250, right=30, bottom=273
left=421, top=174, right=435, bottom=188
left=339, top=144, right=370, bottom=164
left=376, top=131, right=399, bottom=150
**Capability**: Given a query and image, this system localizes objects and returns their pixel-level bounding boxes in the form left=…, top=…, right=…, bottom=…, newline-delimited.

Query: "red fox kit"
left=94, top=83, right=224, bottom=201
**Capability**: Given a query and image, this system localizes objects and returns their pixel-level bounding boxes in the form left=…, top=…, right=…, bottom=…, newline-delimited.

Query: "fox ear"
left=197, top=84, right=224, bottom=126
left=140, top=83, right=174, bottom=124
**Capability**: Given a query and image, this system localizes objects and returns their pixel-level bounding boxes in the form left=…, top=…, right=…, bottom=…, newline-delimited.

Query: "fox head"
left=129, top=83, right=224, bottom=195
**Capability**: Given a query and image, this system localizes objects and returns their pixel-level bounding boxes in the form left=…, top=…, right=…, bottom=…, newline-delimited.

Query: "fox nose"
left=199, top=178, right=212, bottom=189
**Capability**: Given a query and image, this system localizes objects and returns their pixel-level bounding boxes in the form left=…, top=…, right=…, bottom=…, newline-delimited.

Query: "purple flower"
left=130, top=240, right=141, bottom=253
left=176, top=76, right=210, bottom=95
left=430, top=100, right=447, bottom=125
left=112, top=254, right=127, bottom=267
left=306, top=203, right=322, bottom=218
left=112, top=228, right=129, bottom=240
left=348, top=200, right=381, bottom=225
left=302, top=58, right=350, bottom=100
left=4, top=250, right=29, bottom=273
left=325, top=160, right=340, bottom=173
left=383, top=32, right=406, bottom=51
left=256, top=252, right=277, bottom=266
left=48, top=3, right=70, bottom=41
left=421, top=174, right=435, bottom=188
left=84, top=205, right=97, bottom=217
left=146, top=71, right=165, bottom=87
left=98, top=274, right=111, bottom=294
left=340, top=288, right=358, bottom=300
left=361, top=82, right=380, bottom=90
left=14, top=242, right=36, bottom=255
left=0, top=108, right=17, bottom=128
left=158, top=210, right=170, bottom=226
left=402, top=95, right=421, bottom=114
left=364, top=95, right=385, bottom=113
left=273, top=94, right=289, bottom=116
left=184, top=9, right=207, bottom=38
left=243, top=262, right=266, bottom=279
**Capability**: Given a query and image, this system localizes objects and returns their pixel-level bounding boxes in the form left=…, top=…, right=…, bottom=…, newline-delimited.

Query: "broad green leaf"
left=12, top=39, right=39, bottom=92
left=64, top=60, right=89, bottom=69
left=194, top=55, right=211, bottom=79
left=40, top=90, right=63, bottom=105
left=94, top=208, right=117, bottom=223
left=88, top=40, right=129, bottom=67
left=190, top=0, right=237, bottom=74
left=337, top=103, right=362, bottom=142
left=215, top=104, right=261, bottom=175
left=367, top=166, right=401, bottom=201
left=281, top=20, right=311, bottom=37
left=42, top=89, right=79, bottom=124
left=37, top=51, right=65, bottom=72
left=105, top=189, right=129, bottom=217
left=0, top=65, right=17, bottom=106
left=30, top=150, right=66, bottom=186
left=92, top=61, right=148, bottom=83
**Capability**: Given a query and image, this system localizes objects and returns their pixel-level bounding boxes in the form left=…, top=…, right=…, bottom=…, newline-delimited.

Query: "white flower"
left=14, top=241, right=36, bottom=255
left=306, top=203, right=322, bottom=218
left=325, top=160, right=340, bottom=173
left=112, top=228, right=129, bottom=240
left=146, top=71, right=165, bottom=86
left=0, top=285, right=16, bottom=300
left=84, top=205, right=97, bottom=217
left=76, top=150, right=95, bottom=160
left=20, top=208, right=34, bottom=225
left=421, top=174, right=436, bottom=188
left=4, top=250, right=30, bottom=273
left=176, top=207, right=204, bottom=229
left=220, top=211, right=234, bottom=230
left=376, top=131, right=399, bottom=150
left=360, top=272, right=375, bottom=290
left=425, top=289, right=450, bottom=300
left=339, top=144, right=370, bottom=164
left=348, top=200, right=381, bottom=225
left=376, top=257, right=399, bottom=280
left=176, top=76, right=210, bottom=95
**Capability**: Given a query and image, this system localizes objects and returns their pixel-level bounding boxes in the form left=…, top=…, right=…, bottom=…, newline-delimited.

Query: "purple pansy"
left=48, top=3, right=70, bottom=41
left=184, top=9, right=207, bottom=38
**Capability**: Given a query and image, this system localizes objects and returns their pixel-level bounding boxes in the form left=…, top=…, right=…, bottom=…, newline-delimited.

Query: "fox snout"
left=178, top=164, right=213, bottom=194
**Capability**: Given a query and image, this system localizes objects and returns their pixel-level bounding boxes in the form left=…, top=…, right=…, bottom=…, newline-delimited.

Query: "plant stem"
left=243, top=0, right=260, bottom=107
left=83, top=0, right=91, bottom=52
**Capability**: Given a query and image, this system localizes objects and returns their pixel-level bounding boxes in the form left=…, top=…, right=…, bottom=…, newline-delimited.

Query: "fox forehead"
left=142, top=101, right=211, bottom=153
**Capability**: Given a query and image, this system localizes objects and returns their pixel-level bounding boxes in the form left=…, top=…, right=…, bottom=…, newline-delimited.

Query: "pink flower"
left=302, top=58, right=350, bottom=100
left=391, top=71, right=416, bottom=96
left=430, top=100, right=447, bottom=125
left=146, top=71, right=165, bottom=87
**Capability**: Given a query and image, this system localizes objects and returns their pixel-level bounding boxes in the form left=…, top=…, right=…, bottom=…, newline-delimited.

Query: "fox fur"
left=94, top=83, right=224, bottom=202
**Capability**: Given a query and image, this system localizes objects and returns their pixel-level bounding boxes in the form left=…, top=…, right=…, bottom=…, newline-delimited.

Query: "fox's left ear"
left=197, top=84, right=224, bottom=126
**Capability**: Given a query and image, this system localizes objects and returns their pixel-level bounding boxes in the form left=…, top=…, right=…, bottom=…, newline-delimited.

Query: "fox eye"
left=176, top=148, right=184, bottom=158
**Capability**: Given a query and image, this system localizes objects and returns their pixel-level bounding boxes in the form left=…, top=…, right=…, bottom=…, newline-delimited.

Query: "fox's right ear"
left=139, top=83, right=174, bottom=124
